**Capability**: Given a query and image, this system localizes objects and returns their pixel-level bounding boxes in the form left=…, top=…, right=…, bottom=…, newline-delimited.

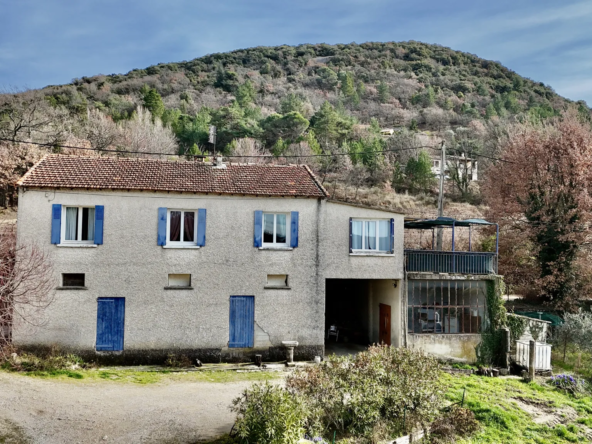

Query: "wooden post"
left=529, top=339, right=536, bottom=381
left=501, top=328, right=510, bottom=369
left=436, top=142, right=446, bottom=250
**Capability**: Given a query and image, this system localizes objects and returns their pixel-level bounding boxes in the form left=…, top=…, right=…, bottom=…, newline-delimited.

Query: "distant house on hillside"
left=431, top=153, right=478, bottom=182
left=14, top=155, right=405, bottom=364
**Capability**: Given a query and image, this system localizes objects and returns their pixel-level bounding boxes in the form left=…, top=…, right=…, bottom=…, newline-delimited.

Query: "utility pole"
left=209, top=125, right=217, bottom=157
left=436, top=141, right=446, bottom=250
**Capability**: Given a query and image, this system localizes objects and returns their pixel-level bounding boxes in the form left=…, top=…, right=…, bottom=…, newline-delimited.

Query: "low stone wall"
left=407, top=334, right=481, bottom=362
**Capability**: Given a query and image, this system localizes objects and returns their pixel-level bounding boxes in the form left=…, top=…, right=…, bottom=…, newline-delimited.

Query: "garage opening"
left=324, top=279, right=399, bottom=356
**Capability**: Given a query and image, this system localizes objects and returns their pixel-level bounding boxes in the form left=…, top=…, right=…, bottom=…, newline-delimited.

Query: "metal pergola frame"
left=404, top=216, right=499, bottom=255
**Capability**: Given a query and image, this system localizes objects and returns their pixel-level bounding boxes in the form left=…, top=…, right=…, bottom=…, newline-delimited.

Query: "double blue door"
left=229, top=296, right=254, bottom=348
left=96, top=298, right=125, bottom=351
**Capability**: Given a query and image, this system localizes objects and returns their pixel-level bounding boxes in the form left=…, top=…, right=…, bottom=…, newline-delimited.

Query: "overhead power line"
left=0, top=137, right=514, bottom=163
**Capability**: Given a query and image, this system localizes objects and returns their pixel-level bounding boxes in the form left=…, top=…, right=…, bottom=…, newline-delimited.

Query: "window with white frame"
left=167, top=210, right=197, bottom=245
left=62, top=207, right=95, bottom=244
left=263, top=213, right=289, bottom=247
left=351, top=219, right=391, bottom=253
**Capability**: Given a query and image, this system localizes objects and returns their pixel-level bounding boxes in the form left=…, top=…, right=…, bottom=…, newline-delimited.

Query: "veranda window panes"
left=167, top=210, right=197, bottom=245
left=352, top=219, right=391, bottom=253
left=262, top=213, right=289, bottom=247
left=63, top=207, right=95, bottom=243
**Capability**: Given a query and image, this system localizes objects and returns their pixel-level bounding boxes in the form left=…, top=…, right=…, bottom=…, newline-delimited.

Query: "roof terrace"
left=404, top=217, right=498, bottom=275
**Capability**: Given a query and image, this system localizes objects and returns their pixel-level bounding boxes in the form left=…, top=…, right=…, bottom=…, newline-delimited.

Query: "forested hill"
left=1, top=41, right=590, bottom=209
left=56, top=40, right=584, bottom=125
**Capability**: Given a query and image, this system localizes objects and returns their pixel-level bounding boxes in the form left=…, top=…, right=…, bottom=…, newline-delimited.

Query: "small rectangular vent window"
left=168, top=274, right=191, bottom=287
left=63, top=273, right=85, bottom=287
left=266, top=274, right=288, bottom=288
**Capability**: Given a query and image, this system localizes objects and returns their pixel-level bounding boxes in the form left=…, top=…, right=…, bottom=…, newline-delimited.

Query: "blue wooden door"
left=229, top=296, right=254, bottom=348
left=96, top=298, right=125, bottom=351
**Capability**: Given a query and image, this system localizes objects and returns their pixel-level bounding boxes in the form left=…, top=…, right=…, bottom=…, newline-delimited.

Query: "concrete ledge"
left=56, top=286, right=88, bottom=291
left=221, top=345, right=324, bottom=363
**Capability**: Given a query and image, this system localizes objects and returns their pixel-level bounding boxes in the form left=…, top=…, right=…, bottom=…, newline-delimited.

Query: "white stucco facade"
left=14, top=188, right=404, bottom=363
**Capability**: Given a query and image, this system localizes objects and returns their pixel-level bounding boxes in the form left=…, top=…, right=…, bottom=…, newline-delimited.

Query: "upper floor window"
left=351, top=219, right=392, bottom=253
left=168, top=210, right=196, bottom=245
left=51, top=204, right=104, bottom=246
left=63, top=207, right=95, bottom=244
left=263, top=213, right=289, bottom=247
left=254, top=211, right=299, bottom=249
left=157, top=207, right=206, bottom=248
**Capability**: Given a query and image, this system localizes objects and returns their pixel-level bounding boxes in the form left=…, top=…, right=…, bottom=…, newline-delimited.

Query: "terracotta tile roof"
left=17, top=155, right=329, bottom=198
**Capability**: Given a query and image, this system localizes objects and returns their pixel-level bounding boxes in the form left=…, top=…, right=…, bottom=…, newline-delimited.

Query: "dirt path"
left=0, top=371, right=253, bottom=444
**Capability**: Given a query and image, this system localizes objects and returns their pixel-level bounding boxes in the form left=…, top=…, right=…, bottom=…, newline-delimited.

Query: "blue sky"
left=1, top=0, right=592, bottom=104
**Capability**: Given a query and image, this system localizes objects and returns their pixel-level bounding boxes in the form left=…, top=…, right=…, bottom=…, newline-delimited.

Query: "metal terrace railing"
left=405, top=250, right=498, bottom=275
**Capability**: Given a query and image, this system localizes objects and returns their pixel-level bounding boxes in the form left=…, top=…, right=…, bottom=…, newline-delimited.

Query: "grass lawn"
left=444, top=373, right=592, bottom=443
left=0, top=367, right=281, bottom=384
left=552, top=347, right=592, bottom=381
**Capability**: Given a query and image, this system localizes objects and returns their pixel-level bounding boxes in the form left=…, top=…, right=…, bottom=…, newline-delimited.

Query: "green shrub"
left=164, top=353, right=193, bottom=368
left=286, top=345, right=444, bottom=440
left=231, top=382, right=311, bottom=444
left=1, top=346, right=91, bottom=373
left=549, top=374, right=589, bottom=397
left=430, top=406, right=480, bottom=443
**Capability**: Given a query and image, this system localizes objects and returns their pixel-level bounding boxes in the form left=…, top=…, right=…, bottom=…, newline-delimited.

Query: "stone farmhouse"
left=14, top=155, right=406, bottom=363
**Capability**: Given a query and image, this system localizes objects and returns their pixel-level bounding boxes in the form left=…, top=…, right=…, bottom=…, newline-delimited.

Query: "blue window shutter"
left=290, top=211, right=299, bottom=248
left=51, top=204, right=61, bottom=244
left=349, top=217, right=353, bottom=253
left=390, top=218, right=395, bottom=254
left=94, top=205, right=104, bottom=245
left=197, top=208, right=207, bottom=247
left=157, top=207, right=167, bottom=246
left=254, top=211, right=263, bottom=247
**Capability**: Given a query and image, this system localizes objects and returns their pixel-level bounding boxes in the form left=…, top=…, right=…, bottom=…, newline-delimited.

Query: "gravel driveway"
left=0, top=371, right=255, bottom=444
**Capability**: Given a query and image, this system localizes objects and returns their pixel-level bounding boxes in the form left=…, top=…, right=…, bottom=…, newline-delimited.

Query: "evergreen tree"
left=310, top=101, right=353, bottom=147
left=485, top=103, right=498, bottom=120
left=356, top=81, right=366, bottom=98
left=236, top=80, right=256, bottom=107
left=405, top=150, right=436, bottom=193
left=476, top=82, right=489, bottom=96
left=261, top=112, right=309, bottom=146
left=424, top=86, right=436, bottom=107
left=304, top=130, right=322, bottom=155
left=142, top=88, right=164, bottom=120
left=503, top=93, right=521, bottom=114
left=280, top=93, right=305, bottom=115
left=339, top=71, right=356, bottom=98
left=378, top=81, right=390, bottom=103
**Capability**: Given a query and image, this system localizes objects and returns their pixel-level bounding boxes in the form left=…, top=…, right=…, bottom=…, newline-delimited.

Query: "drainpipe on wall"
left=403, top=268, right=408, bottom=348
